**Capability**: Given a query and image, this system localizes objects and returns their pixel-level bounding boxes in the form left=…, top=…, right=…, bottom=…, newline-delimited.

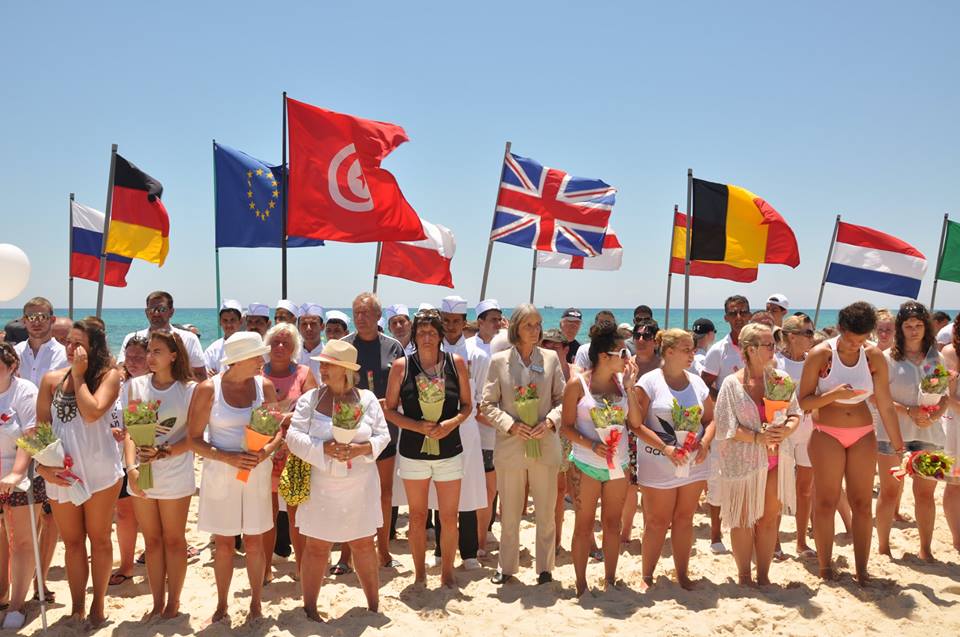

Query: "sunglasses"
left=414, top=309, right=441, bottom=319
left=753, top=342, right=776, bottom=351
left=726, top=310, right=752, bottom=318
left=147, top=305, right=170, bottom=314
left=899, top=303, right=927, bottom=319
left=23, top=313, right=51, bottom=323
left=634, top=331, right=656, bottom=341
left=605, top=347, right=630, bottom=359
left=785, top=329, right=815, bottom=337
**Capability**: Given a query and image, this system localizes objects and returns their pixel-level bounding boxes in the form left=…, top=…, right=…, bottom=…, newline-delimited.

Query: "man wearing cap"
left=339, top=292, right=405, bottom=571
left=297, top=304, right=325, bottom=381
left=384, top=304, right=415, bottom=355
left=245, top=303, right=272, bottom=337
left=119, top=291, right=207, bottom=379
left=690, top=318, right=717, bottom=375
left=540, top=329, right=570, bottom=381
left=765, top=294, right=790, bottom=327
left=324, top=311, right=351, bottom=341
left=205, top=299, right=244, bottom=375
left=275, top=300, right=300, bottom=325
left=559, top=308, right=583, bottom=365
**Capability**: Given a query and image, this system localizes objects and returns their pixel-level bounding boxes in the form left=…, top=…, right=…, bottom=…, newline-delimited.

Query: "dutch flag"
left=825, top=221, right=927, bottom=299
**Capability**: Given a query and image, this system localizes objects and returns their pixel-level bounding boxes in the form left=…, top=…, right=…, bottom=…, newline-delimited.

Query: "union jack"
left=490, top=152, right=615, bottom=256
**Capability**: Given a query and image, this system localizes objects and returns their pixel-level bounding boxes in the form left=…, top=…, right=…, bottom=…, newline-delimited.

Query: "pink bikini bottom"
left=813, top=423, right=874, bottom=449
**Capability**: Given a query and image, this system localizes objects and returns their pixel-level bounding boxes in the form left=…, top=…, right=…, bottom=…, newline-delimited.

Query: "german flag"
left=105, top=154, right=170, bottom=265
left=688, top=178, right=799, bottom=270
left=670, top=211, right=758, bottom=282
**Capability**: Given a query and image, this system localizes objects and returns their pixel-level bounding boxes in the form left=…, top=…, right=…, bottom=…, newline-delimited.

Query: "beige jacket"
left=480, top=346, right=565, bottom=466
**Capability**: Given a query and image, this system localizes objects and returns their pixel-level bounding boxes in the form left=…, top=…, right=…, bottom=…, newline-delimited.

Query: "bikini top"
left=816, top=336, right=873, bottom=404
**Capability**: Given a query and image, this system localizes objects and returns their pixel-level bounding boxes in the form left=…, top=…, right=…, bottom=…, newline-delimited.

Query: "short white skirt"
left=295, top=462, right=382, bottom=543
left=197, top=458, right=273, bottom=536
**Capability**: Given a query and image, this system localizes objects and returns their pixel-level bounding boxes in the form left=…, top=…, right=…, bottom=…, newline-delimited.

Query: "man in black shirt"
left=559, top=307, right=582, bottom=364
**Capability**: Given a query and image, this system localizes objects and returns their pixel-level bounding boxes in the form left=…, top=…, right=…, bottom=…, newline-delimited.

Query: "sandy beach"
left=16, top=470, right=960, bottom=637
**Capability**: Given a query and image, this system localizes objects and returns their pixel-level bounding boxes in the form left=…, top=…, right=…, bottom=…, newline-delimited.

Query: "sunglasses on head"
left=414, top=309, right=440, bottom=319
left=899, top=303, right=927, bottom=319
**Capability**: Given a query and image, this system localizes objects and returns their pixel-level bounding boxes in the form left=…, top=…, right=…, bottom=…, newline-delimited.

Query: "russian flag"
left=71, top=201, right=131, bottom=287
left=825, top=221, right=927, bottom=298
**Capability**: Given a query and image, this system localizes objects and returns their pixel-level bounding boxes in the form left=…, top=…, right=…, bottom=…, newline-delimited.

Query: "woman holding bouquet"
left=876, top=302, right=947, bottom=560
left=941, top=315, right=960, bottom=552
left=633, top=328, right=715, bottom=591
left=713, top=323, right=800, bottom=585
left=0, top=343, right=43, bottom=628
left=187, top=331, right=282, bottom=624
left=122, top=331, right=196, bottom=620
left=560, top=321, right=639, bottom=596
left=798, top=302, right=903, bottom=584
left=384, top=309, right=471, bottom=588
left=286, top=339, right=391, bottom=618
left=480, top=304, right=565, bottom=586
left=35, top=319, right=123, bottom=628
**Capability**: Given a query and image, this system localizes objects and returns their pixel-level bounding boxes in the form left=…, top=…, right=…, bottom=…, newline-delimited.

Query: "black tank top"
left=398, top=352, right=463, bottom=460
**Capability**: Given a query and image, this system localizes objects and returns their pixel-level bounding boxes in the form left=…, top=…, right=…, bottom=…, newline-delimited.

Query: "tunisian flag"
left=376, top=219, right=455, bottom=287
left=286, top=97, right=426, bottom=243
left=537, top=228, right=622, bottom=270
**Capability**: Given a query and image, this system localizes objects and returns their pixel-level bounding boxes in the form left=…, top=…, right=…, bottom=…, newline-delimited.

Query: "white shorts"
left=397, top=454, right=464, bottom=482
left=197, top=458, right=273, bottom=536
left=791, top=414, right=814, bottom=468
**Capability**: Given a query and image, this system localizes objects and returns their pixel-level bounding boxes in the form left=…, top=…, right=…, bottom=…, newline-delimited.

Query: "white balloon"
left=0, top=244, right=31, bottom=302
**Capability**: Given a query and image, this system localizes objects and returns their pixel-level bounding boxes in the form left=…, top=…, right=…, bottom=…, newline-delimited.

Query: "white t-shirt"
left=299, top=341, right=324, bottom=384
left=204, top=337, right=225, bottom=375
left=635, top=369, right=710, bottom=488
left=574, top=342, right=593, bottom=371
left=701, top=335, right=742, bottom=391
left=937, top=323, right=954, bottom=347
left=122, top=375, right=197, bottom=499
left=0, top=377, right=38, bottom=474
left=689, top=350, right=707, bottom=376
left=465, top=335, right=495, bottom=449
left=118, top=327, right=205, bottom=369
left=15, top=339, right=68, bottom=387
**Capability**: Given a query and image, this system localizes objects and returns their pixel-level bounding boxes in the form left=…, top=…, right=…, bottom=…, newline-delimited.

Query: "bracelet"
left=125, top=464, right=138, bottom=472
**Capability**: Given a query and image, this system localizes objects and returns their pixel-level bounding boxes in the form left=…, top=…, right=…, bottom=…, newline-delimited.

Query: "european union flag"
left=214, top=142, right=324, bottom=248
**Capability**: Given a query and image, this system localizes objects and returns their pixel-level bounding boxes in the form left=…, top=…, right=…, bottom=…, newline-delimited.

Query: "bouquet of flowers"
left=515, top=383, right=541, bottom=459
left=763, top=370, right=796, bottom=424
left=124, top=399, right=160, bottom=490
left=589, top=398, right=625, bottom=479
left=331, top=399, right=364, bottom=474
left=656, top=399, right=703, bottom=477
left=238, top=405, right=282, bottom=482
left=16, top=422, right=90, bottom=505
left=918, top=361, right=953, bottom=412
left=890, top=449, right=957, bottom=483
left=416, top=374, right=446, bottom=456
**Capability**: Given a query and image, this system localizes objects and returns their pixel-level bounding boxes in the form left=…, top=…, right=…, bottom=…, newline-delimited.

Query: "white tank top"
left=816, top=337, right=873, bottom=404
left=571, top=373, right=629, bottom=469
left=208, top=375, right=264, bottom=452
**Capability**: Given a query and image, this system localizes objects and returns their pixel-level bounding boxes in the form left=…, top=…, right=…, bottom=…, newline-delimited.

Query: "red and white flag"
left=376, top=219, right=456, bottom=287
left=536, top=228, right=622, bottom=270
left=286, top=97, right=425, bottom=243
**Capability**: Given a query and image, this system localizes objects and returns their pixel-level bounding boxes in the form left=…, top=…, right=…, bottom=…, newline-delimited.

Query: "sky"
left=1, top=1, right=959, bottom=311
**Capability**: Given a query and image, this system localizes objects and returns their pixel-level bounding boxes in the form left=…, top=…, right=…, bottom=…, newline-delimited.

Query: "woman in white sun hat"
left=187, top=331, right=282, bottom=625
left=286, top=339, right=391, bottom=620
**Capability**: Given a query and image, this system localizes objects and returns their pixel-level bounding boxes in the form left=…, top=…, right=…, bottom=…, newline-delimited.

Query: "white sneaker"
left=462, top=558, right=482, bottom=571
left=710, top=541, right=728, bottom=555
left=430, top=554, right=443, bottom=568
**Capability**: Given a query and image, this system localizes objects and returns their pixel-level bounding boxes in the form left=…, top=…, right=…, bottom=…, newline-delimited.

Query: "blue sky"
left=2, top=1, right=958, bottom=311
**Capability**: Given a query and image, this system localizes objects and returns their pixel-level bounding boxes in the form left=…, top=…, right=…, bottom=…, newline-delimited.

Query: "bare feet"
left=737, top=574, right=755, bottom=586
left=204, top=607, right=229, bottom=628
left=919, top=548, right=937, bottom=563
left=894, top=512, right=913, bottom=523
left=756, top=574, right=771, bottom=586
left=161, top=603, right=180, bottom=620
left=575, top=579, right=588, bottom=597
left=878, top=543, right=892, bottom=557
left=305, top=607, right=324, bottom=623
left=856, top=572, right=870, bottom=587
left=142, top=607, right=163, bottom=621
left=819, top=567, right=836, bottom=581
left=441, top=575, right=458, bottom=590
left=85, top=612, right=108, bottom=630
left=639, top=576, right=654, bottom=593
left=677, top=574, right=695, bottom=590
left=248, top=601, right=263, bottom=621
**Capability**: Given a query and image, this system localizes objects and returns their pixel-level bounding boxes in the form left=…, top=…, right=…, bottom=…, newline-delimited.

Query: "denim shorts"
left=877, top=440, right=938, bottom=456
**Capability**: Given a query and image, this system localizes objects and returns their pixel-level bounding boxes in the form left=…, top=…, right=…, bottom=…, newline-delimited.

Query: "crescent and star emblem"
left=328, top=143, right=374, bottom=212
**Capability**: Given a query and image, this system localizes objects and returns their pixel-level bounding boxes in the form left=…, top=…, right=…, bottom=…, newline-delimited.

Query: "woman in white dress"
left=187, top=332, right=281, bottom=624
left=123, top=332, right=196, bottom=620
left=35, top=319, right=123, bottom=628
left=286, top=340, right=390, bottom=619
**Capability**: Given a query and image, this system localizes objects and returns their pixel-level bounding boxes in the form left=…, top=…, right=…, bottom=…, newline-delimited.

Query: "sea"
left=0, top=307, right=873, bottom=353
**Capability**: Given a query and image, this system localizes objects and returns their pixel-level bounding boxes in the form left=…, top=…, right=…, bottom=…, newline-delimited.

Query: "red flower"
left=0, top=413, right=9, bottom=423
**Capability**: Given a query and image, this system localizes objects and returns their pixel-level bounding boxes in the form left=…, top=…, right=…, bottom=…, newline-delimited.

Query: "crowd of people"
left=0, top=289, right=957, bottom=628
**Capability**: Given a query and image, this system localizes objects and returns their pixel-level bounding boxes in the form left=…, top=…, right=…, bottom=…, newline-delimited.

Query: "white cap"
left=383, top=303, right=409, bottom=321
left=220, top=299, right=242, bottom=314
left=247, top=302, right=271, bottom=318
left=766, top=294, right=789, bottom=311
left=937, top=323, right=953, bottom=346
left=475, top=299, right=501, bottom=316
left=299, top=303, right=325, bottom=320
left=325, top=310, right=351, bottom=327
left=441, top=295, right=468, bottom=315
left=276, top=299, right=300, bottom=318
left=417, top=302, right=436, bottom=312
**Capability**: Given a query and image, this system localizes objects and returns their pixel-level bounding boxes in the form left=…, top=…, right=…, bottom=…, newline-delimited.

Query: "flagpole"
left=213, top=140, right=223, bottom=339
left=664, top=204, right=677, bottom=328
left=479, top=141, right=511, bottom=300
left=372, top=242, right=382, bottom=293
left=68, top=193, right=75, bottom=320
left=95, top=144, right=118, bottom=319
left=281, top=91, right=288, bottom=298
left=683, top=169, right=693, bottom=329
left=529, top=250, right=538, bottom=304
left=930, top=213, right=949, bottom=311
left=813, top=214, right=841, bottom=328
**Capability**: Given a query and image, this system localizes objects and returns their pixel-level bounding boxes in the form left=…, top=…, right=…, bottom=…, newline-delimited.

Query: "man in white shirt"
left=275, top=299, right=300, bottom=325
left=384, top=304, right=415, bottom=356
left=937, top=321, right=955, bottom=350
left=204, top=300, right=243, bottom=375
left=298, top=303, right=325, bottom=381
left=118, top=291, right=206, bottom=379
left=570, top=310, right=617, bottom=375
left=14, top=296, right=68, bottom=386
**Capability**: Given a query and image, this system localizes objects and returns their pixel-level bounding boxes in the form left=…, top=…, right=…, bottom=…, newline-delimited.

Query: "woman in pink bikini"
left=798, top=302, right=904, bottom=584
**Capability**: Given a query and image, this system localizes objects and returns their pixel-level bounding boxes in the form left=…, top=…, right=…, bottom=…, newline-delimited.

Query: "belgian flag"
left=670, top=211, right=758, bottom=282
left=105, top=154, right=170, bottom=265
left=688, top=178, right=799, bottom=272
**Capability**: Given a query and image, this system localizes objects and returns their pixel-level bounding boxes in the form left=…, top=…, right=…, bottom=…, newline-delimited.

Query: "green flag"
left=936, top=219, right=960, bottom=283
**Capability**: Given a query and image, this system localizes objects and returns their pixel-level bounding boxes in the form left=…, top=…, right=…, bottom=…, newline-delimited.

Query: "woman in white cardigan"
left=286, top=340, right=390, bottom=620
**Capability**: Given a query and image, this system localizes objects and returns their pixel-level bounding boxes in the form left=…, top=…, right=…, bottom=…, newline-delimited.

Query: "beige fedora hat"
left=220, top=331, right=271, bottom=366
left=310, top=339, right=361, bottom=371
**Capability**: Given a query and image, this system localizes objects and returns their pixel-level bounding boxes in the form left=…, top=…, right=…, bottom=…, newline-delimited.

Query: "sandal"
left=798, top=548, right=817, bottom=560
left=329, top=562, right=353, bottom=576
left=31, top=589, right=55, bottom=603
left=186, top=545, right=201, bottom=559
left=589, top=549, right=604, bottom=562
left=381, top=559, right=402, bottom=569
left=109, top=572, right=133, bottom=586
left=136, top=552, right=146, bottom=565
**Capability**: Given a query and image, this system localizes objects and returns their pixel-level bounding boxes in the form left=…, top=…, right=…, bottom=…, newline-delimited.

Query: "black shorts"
left=482, top=449, right=495, bottom=473
left=0, top=476, right=47, bottom=510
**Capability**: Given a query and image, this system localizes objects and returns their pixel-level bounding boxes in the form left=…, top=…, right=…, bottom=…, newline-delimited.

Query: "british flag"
left=490, top=152, right=615, bottom=256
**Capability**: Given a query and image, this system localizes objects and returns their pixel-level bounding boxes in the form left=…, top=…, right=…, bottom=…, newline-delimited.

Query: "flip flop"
left=329, top=562, right=353, bottom=576
left=773, top=549, right=788, bottom=562
left=589, top=549, right=604, bottom=562
left=109, top=572, right=133, bottom=586
left=381, top=559, right=402, bottom=569
left=186, top=546, right=201, bottom=559
left=31, top=589, right=55, bottom=603
left=798, top=548, right=818, bottom=560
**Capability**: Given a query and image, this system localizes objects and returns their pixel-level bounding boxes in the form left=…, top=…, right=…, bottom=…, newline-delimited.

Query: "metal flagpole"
left=68, top=193, right=75, bottom=319
left=372, top=242, right=383, bottom=293
left=213, top=140, right=223, bottom=338
left=683, top=170, right=693, bottom=329
left=813, top=214, right=841, bottom=328
left=529, top=250, right=538, bottom=303
left=479, top=141, right=512, bottom=300
left=25, top=464, right=47, bottom=631
left=281, top=91, right=288, bottom=298
left=664, top=204, right=678, bottom=328
left=930, top=213, right=949, bottom=311
left=95, top=144, right=118, bottom=319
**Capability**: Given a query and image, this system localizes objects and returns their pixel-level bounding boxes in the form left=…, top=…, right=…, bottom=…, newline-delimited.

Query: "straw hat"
left=220, top=331, right=271, bottom=366
left=310, top=339, right=361, bottom=371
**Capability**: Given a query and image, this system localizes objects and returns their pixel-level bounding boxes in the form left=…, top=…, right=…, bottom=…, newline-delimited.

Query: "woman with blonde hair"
left=714, top=323, right=801, bottom=585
